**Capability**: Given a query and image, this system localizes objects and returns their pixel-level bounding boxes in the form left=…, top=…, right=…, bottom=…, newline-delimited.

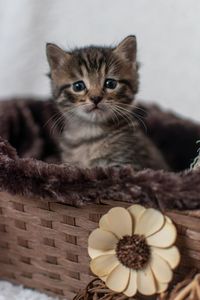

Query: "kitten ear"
left=46, top=43, right=70, bottom=70
left=114, top=35, right=137, bottom=62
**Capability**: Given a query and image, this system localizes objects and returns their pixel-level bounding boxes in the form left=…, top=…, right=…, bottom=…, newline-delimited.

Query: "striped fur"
left=46, top=36, right=168, bottom=170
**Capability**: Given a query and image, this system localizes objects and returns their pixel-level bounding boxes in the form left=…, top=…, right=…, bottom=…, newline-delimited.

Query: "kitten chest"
left=60, top=126, right=108, bottom=168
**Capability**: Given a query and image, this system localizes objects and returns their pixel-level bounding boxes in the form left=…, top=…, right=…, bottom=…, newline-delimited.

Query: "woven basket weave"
left=0, top=192, right=199, bottom=299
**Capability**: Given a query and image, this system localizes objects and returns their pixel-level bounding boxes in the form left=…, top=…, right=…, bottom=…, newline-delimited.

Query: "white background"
left=0, top=0, right=199, bottom=121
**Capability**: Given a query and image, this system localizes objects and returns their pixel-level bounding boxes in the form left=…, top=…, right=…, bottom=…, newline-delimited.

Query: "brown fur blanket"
left=0, top=98, right=200, bottom=210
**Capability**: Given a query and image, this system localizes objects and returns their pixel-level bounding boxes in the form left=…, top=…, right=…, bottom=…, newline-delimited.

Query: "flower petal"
left=90, top=254, right=119, bottom=277
left=88, top=247, right=115, bottom=259
left=156, top=281, right=168, bottom=293
left=165, top=216, right=172, bottom=223
left=147, top=221, right=177, bottom=248
left=150, top=252, right=173, bottom=283
left=135, top=208, right=164, bottom=237
left=106, top=264, right=130, bottom=293
left=128, top=204, right=146, bottom=231
left=88, top=228, right=118, bottom=250
left=106, top=207, right=132, bottom=238
left=137, top=265, right=156, bottom=295
left=152, top=246, right=180, bottom=269
left=100, top=275, right=108, bottom=282
left=124, top=269, right=137, bottom=297
left=99, top=214, right=110, bottom=231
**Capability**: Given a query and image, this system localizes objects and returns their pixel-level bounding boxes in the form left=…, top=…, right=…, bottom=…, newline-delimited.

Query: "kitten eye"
left=72, top=81, right=86, bottom=92
left=104, top=78, right=117, bottom=90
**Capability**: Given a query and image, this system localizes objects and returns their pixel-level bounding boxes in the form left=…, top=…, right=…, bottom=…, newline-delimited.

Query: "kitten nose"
left=90, top=96, right=103, bottom=105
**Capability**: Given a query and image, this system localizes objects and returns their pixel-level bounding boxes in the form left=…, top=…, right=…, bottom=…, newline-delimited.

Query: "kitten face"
left=46, top=36, right=139, bottom=124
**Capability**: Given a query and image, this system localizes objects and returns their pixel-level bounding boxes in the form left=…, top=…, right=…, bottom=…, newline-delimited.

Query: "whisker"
left=132, top=112, right=147, bottom=133
left=49, top=114, right=65, bottom=136
left=116, top=103, right=147, bottom=114
left=112, top=106, right=136, bottom=130
left=43, top=111, right=63, bottom=128
left=48, top=105, right=84, bottom=136
left=114, top=104, right=147, bottom=132
left=61, top=103, right=90, bottom=126
left=134, top=105, right=147, bottom=114
left=107, top=105, right=120, bottom=126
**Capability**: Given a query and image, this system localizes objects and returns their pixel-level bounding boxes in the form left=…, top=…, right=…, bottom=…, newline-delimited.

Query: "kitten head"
left=46, top=36, right=139, bottom=124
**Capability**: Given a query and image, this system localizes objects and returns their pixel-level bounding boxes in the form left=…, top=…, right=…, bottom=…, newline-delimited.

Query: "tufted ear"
left=46, top=43, right=70, bottom=71
left=114, top=35, right=137, bottom=62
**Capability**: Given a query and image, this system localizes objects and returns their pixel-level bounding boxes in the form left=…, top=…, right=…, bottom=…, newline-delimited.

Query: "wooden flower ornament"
left=88, top=205, right=180, bottom=297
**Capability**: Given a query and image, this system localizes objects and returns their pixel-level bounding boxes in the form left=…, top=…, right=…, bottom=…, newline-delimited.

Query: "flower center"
left=116, top=235, right=151, bottom=270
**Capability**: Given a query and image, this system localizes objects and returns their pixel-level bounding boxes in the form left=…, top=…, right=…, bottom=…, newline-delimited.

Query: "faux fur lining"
left=0, top=98, right=199, bottom=210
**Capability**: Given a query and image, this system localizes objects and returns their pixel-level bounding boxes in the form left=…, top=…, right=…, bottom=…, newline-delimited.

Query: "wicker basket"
left=0, top=99, right=200, bottom=299
left=0, top=192, right=199, bottom=299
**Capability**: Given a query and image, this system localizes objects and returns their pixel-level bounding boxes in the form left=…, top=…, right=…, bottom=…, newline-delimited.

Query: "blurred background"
left=0, top=0, right=199, bottom=121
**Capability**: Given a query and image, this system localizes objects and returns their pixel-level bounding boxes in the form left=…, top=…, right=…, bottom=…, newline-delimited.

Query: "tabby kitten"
left=46, top=36, right=168, bottom=170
